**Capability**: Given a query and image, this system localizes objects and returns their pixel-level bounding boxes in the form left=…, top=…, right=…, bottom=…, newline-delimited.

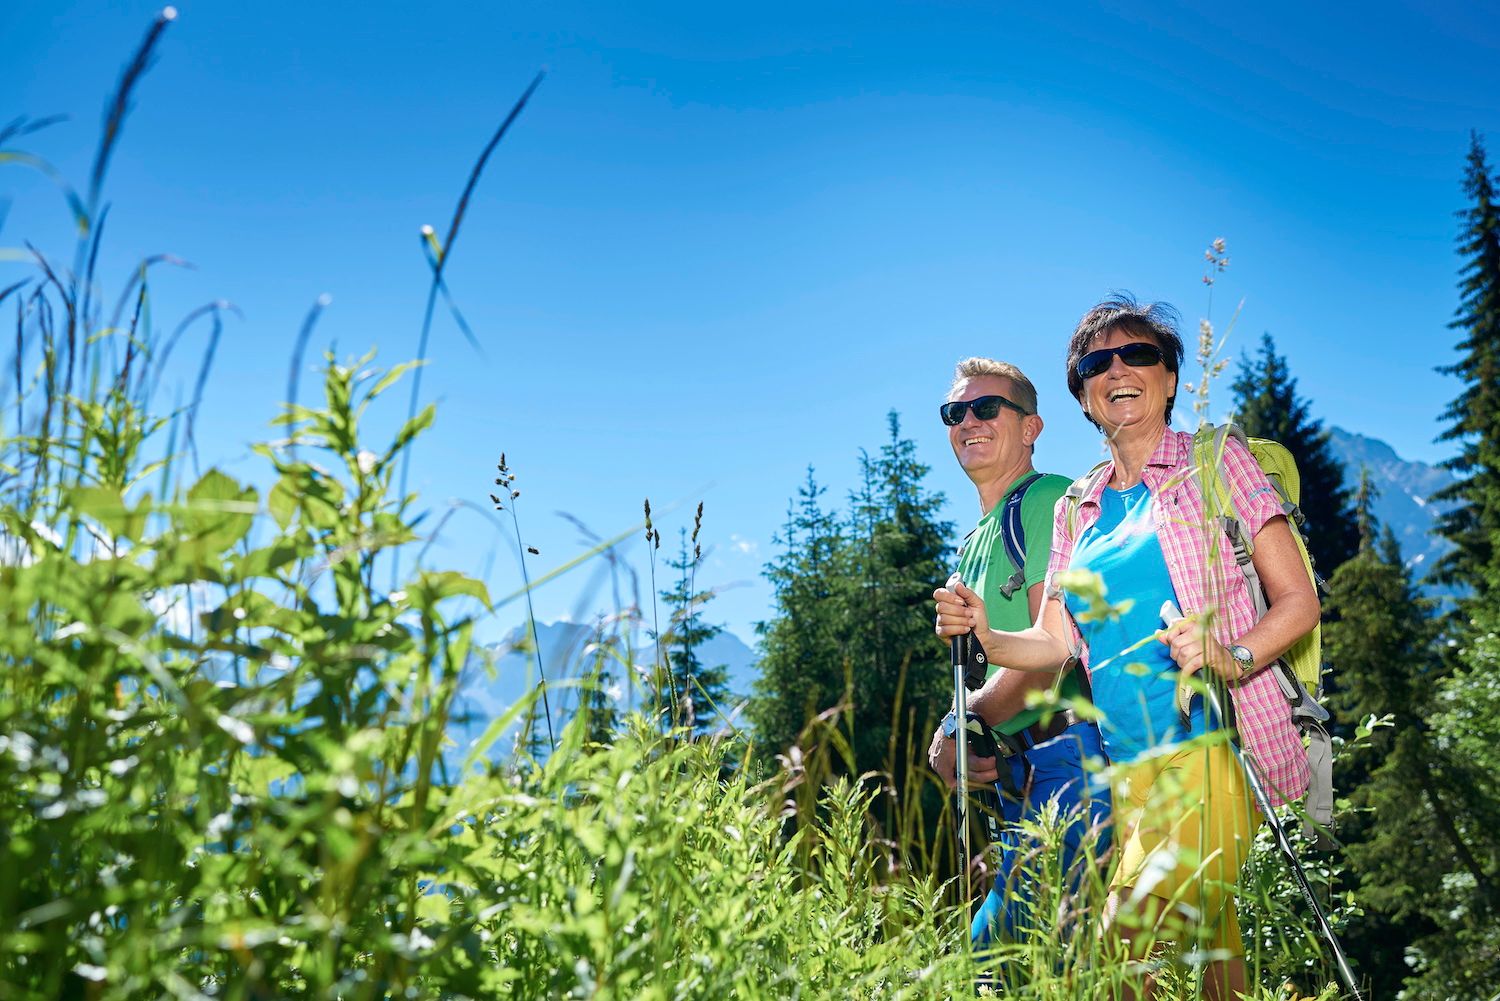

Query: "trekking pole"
left=952, top=631, right=975, bottom=901
left=952, top=626, right=1003, bottom=901
left=1163, top=602, right=1366, bottom=1001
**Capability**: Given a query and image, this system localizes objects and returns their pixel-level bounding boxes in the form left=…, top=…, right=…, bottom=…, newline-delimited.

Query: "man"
left=929, top=356, right=1111, bottom=951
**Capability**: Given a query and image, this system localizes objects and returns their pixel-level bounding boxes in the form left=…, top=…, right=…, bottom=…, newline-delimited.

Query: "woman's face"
left=1080, top=328, right=1177, bottom=437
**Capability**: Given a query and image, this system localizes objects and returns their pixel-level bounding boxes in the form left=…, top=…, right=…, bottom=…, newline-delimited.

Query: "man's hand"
left=927, top=723, right=1002, bottom=790
left=933, top=573, right=991, bottom=640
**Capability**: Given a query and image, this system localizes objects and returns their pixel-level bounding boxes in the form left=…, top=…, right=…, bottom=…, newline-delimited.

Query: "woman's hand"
left=1159, top=618, right=1242, bottom=682
left=933, top=573, right=989, bottom=639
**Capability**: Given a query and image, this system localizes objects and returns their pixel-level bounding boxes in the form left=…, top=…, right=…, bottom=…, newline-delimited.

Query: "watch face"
left=1231, top=645, right=1254, bottom=666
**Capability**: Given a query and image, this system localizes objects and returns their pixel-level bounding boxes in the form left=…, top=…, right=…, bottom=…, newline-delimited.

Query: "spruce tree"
left=1433, top=131, right=1500, bottom=599
left=1368, top=133, right=1500, bottom=994
left=1413, top=561, right=1500, bottom=997
left=1325, top=519, right=1500, bottom=996
left=657, top=522, right=730, bottom=738
left=579, top=618, right=624, bottom=747
left=752, top=416, right=954, bottom=784
left=1230, top=332, right=1360, bottom=576
left=843, top=413, right=953, bottom=779
left=751, top=468, right=848, bottom=760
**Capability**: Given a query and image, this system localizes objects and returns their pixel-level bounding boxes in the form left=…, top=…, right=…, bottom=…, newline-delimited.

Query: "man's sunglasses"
left=939, top=394, right=1031, bottom=426
left=1075, top=342, right=1167, bottom=380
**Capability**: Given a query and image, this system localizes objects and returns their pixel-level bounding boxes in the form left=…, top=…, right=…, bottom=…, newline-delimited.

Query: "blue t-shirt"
left=1064, top=482, right=1206, bottom=763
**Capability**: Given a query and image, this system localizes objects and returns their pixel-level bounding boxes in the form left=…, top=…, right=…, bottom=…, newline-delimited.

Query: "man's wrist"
left=942, top=707, right=991, bottom=738
left=974, top=625, right=1001, bottom=666
left=941, top=710, right=959, bottom=739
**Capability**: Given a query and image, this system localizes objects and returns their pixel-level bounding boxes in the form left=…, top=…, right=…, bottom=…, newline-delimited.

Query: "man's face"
left=946, top=374, right=1033, bottom=480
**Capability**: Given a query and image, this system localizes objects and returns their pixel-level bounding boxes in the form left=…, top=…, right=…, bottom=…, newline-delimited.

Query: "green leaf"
left=268, top=474, right=299, bottom=529
left=280, top=467, right=345, bottom=532
left=232, top=540, right=305, bottom=579
left=361, top=360, right=423, bottom=408
left=179, top=469, right=258, bottom=557
left=70, top=485, right=149, bottom=543
left=385, top=403, right=436, bottom=463
left=409, top=570, right=491, bottom=614
left=459, top=693, right=538, bottom=777
left=201, top=590, right=307, bottom=635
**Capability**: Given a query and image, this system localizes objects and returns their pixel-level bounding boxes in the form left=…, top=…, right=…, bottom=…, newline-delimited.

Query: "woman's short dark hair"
left=1065, top=293, right=1186, bottom=431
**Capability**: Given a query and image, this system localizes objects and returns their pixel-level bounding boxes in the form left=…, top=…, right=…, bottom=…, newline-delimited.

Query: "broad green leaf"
left=179, top=469, right=258, bottom=557
left=70, top=485, right=148, bottom=543
left=268, top=474, right=299, bottom=528
left=409, top=570, right=491, bottom=614
left=299, top=471, right=346, bottom=532
left=233, top=540, right=305, bottom=580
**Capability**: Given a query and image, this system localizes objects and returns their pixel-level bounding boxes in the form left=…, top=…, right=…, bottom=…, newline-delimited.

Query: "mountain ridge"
left=1325, top=426, right=1456, bottom=583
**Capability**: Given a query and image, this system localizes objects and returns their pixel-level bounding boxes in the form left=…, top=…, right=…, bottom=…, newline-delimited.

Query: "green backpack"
left=1192, top=425, right=1322, bottom=693
left=1194, top=424, right=1333, bottom=843
left=1065, top=424, right=1335, bottom=843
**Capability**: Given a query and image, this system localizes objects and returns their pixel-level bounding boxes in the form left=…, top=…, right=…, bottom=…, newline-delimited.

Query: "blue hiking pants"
left=970, top=720, right=1113, bottom=948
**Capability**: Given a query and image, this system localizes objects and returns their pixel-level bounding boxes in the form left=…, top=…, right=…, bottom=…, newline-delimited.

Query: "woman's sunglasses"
left=939, top=394, right=1030, bottom=426
left=1075, top=341, right=1166, bottom=380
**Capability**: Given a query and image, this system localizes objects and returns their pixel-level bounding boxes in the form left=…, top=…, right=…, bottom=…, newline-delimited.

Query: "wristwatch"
left=941, top=710, right=959, bottom=739
left=1228, top=643, right=1255, bottom=678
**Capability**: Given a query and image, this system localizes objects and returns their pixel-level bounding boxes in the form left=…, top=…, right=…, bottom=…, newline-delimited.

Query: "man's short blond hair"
left=949, top=357, right=1039, bottom=415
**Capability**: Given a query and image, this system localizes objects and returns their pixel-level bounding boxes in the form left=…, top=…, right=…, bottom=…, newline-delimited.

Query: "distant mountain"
left=1325, top=427, right=1457, bottom=588
left=445, top=619, right=758, bottom=768
left=691, top=629, right=761, bottom=702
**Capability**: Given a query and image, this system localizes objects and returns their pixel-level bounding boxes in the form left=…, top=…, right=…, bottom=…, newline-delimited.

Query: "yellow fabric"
left=1108, top=739, right=1262, bottom=954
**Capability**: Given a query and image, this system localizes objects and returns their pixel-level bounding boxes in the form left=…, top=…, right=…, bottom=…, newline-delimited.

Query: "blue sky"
left=5, top=1, right=1498, bottom=645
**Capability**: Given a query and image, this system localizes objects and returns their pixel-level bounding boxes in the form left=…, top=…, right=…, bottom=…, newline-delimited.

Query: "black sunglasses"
left=939, top=394, right=1030, bottom=426
left=1075, top=341, right=1167, bottom=380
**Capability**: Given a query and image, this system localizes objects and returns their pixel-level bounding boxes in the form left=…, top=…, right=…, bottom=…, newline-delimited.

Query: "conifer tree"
left=843, top=413, right=953, bottom=777
left=752, top=415, right=954, bottom=785
left=1433, top=131, right=1500, bottom=599
left=1379, top=134, right=1500, bottom=992
left=579, top=619, right=624, bottom=747
left=657, top=518, right=730, bottom=738
left=1230, top=332, right=1360, bottom=575
left=1413, top=561, right=1500, bottom=997
left=751, top=468, right=848, bottom=760
left=1325, top=518, right=1500, bottom=996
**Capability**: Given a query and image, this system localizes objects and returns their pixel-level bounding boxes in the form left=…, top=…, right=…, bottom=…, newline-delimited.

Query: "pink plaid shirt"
left=1046, top=427, right=1311, bottom=807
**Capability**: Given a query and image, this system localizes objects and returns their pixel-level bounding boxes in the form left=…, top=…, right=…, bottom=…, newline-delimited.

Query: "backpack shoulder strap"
left=1063, top=461, right=1111, bottom=540
left=1193, top=422, right=1257, bottom=563
left=997, top=472, right=1044, bottom=599
left=954, top=526, right=978, bottom=564
left=1192, top=422, right=1241, bottom=520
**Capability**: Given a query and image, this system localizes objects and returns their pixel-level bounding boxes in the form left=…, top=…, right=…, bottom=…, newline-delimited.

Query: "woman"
left=933, top=295, right=1317, bottom=999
